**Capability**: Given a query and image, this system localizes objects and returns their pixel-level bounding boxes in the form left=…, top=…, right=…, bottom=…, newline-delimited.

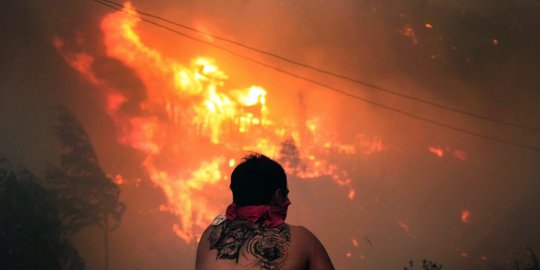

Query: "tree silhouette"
left=44, top=106, right=125, bottom=270
left=404, top=259, right=443, bottom=270
left=278, top=137, right=306, bottom=174
left=515, top=247, right=540, bottom=270
left=0, top=156, right=85, bottom=270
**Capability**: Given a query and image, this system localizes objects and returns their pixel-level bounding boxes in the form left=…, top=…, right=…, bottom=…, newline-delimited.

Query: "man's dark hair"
left=230, top=153, right=287, bottom=206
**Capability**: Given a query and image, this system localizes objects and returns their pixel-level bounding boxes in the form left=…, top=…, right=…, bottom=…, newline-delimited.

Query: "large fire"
left=53, top=2, right=385, bottom=243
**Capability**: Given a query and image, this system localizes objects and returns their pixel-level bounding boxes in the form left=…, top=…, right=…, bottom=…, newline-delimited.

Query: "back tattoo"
left=208, top=219, right=291, bottom=270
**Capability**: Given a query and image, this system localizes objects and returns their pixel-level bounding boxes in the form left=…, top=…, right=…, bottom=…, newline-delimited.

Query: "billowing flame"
left=53, top=2, right=386, bottom=243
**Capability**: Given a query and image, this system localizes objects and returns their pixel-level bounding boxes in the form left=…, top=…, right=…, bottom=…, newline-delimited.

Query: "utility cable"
left=90, top=0, right=540, bottom=151
left=95, top=0, right=540, bottom=133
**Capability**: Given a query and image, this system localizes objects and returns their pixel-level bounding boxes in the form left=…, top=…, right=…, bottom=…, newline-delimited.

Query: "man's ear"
left=273, top=188, right=285, bottom=204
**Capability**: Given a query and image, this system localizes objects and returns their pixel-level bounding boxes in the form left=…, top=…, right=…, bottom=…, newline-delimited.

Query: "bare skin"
left=196, top=219, right=334, bottom=270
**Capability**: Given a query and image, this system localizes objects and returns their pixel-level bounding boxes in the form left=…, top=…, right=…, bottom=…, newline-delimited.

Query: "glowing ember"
left=398, top=220, right=410, bottom=232
left=453, top=150, right=468, bottom=161
left=425, top=23, right=433, bottom=29
left=428, top=146, right=444, bottom=158
left=113, top=174, right=125, bottom=185
left=401, top=24, right=419, bottom=44
left=352, top=238, right=359, bottom=247
left=461, top=209, right=471, bottom=224
left=348, top=189, right=356, bottom=201
left=428, top=146, right=468, bottom=161
left=53, top=1, right=386, bottom=243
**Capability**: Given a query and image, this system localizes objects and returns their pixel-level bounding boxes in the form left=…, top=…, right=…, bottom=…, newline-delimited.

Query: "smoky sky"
left=1, top=0, right=540, bottom=269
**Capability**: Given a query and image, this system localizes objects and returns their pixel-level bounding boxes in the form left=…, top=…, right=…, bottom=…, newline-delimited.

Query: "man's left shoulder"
left=211, top=214, right=227, bottom=226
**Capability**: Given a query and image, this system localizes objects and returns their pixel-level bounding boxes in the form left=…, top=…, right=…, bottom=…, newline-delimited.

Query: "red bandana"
left=225, top=199, right=291, bottom=228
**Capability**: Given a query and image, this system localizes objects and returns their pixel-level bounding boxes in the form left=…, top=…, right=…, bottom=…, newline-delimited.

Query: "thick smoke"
left=1, top=0, right=539, bottom=269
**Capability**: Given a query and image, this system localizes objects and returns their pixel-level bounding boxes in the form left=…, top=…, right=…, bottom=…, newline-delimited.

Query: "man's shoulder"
left=199, top=220, right=318, bottom=246
left=200, top=215, right=226, bottom=236
left=285, top=224, right=319, bottom=245
left=202, top=220, right=314, bottom=235
left=286, top=224, right=335, bottom=269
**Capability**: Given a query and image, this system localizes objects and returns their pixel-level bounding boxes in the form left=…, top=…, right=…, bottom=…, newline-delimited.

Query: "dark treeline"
left=0, top=156, right=85, bottom=270
left=402, top=248, right=540, bottom=270
left=44, top=106, right=125, bottom=270
left=0, top=107, right=538, bottom=269
left=0, top=107, right=124, bottom=270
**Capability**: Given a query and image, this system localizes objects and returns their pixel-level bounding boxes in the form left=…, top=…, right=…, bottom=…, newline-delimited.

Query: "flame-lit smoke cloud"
left=53, top=2, right=385, bottom=243
left=3, top=0, right=540, bottom=269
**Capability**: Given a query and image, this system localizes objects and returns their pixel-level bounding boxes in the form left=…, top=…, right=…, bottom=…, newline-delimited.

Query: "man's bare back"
left=196, top=218, right=334, bottom=270
left=196, top=154, right=334, bottom=270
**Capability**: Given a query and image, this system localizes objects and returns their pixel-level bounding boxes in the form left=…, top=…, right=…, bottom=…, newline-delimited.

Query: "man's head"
left=230, top=153, right=288, bottom=206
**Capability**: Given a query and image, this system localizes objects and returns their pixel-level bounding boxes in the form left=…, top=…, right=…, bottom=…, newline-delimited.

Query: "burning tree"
left=44, top=106, right=125, bottom=270
left=278, top=137, right=306, bottom=174
left=0, top=156, right=85, bottom=270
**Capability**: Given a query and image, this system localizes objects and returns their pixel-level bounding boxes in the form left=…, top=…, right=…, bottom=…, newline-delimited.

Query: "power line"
left=90, top=0, right=540, bottom=151
left=95, top=0, right=540, bottom=134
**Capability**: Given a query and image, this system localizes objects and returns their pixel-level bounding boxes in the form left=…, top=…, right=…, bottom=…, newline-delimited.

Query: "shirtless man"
left=196, top=153, right=335, bottom=270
